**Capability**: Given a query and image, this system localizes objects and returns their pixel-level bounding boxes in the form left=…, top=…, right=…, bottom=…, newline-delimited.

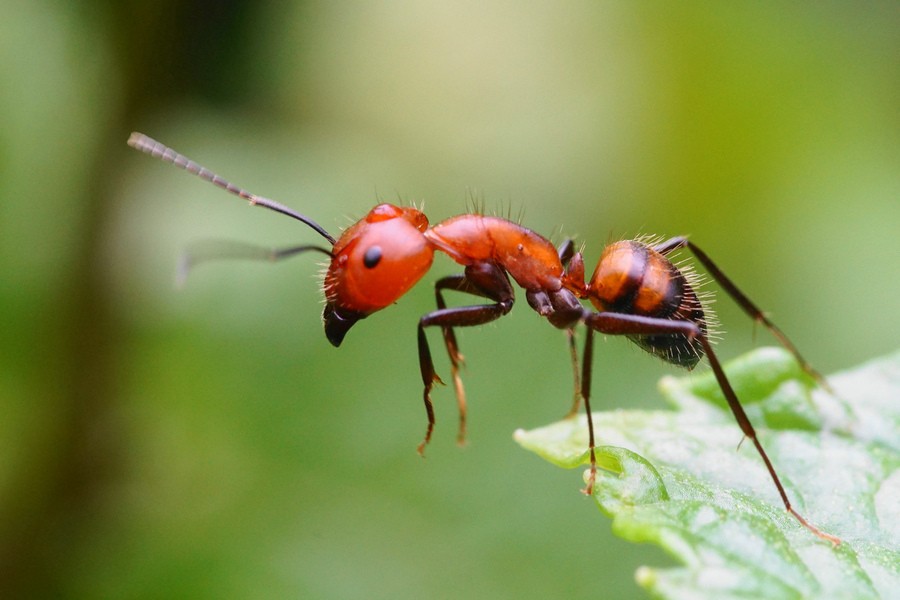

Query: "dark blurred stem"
left=0, top=136, right=123, bottom=599
left=0, top=2, right=195, bottom=595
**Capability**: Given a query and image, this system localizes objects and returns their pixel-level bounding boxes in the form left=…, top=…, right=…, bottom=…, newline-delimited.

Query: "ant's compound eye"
left=363, top=246, right=382, bottom=269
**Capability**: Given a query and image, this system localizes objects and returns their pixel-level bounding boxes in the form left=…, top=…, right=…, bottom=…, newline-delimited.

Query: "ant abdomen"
left=587, top=240, right=706, bottom=368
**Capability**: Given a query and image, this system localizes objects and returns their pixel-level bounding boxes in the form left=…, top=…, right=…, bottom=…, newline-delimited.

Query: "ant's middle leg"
left=652, top=236, right=828, bottom=389
left=575, top=313, right=699, bottom=496
left=565, top=329, right=581, bottom=417
left=416, top=262, right=514, bottom=454
left=556, top=239, right=583, bottom=416
left=577, top=327, right=598, bottom=494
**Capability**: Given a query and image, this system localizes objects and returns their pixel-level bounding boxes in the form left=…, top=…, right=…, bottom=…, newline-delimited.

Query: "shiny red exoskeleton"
left=128, top=132, right=839, bottom=545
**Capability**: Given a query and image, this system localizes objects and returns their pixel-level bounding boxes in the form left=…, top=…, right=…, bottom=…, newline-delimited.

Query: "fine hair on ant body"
left=127, top=132, right=840, bottom=545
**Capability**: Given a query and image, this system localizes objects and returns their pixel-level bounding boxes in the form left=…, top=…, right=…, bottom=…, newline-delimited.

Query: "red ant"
left=127, top=132, right=840, bottom=545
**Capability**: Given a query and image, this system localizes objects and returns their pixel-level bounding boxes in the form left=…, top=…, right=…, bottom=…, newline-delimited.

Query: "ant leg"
left=557, top=238, right=576, bottom=265
left=434, top=275, right=498, bottom=445
left=579, top=328, right=598, bottom=494
left=583, top=311, right=840, bottom=544
left=416, top=325, right=442, bottom=455
left=416, top=263, right=514, bottom=454
left=565, top=329, right=582, bottom=417
left=435, top=275, right=468, bottom=445
left=698, top=335, right=841, bottom=545
left=557, top=240, right=583, bottom=415
left=652, top=236, right=829, bottom=390
left=650, top=236, right=690, bottom=257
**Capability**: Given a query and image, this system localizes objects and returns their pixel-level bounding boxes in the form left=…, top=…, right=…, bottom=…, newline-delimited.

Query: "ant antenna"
left=127, top=132, right=337, bottom=246
left=176, top=240, right=332, bottom=287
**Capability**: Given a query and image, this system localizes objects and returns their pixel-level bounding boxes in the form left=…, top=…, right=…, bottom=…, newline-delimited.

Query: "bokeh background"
left=1, top=1, right=898, bottom=598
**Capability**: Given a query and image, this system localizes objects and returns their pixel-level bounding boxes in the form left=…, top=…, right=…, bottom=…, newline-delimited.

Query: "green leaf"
left=515, top=347, right=900, bottom=599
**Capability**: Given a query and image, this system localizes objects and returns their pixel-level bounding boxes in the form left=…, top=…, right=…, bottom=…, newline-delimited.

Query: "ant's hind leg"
left=652, top=236, right=830, bottom=390
left=699, top=335, right=840, bottom=545
left=582, top=310, right=839, bottom=544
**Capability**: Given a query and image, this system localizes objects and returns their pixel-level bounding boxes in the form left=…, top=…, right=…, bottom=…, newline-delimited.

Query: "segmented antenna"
left=127, top=132, right=336, bottom=245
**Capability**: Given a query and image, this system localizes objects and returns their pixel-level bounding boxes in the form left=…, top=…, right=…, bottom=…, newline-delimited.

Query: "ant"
left=127, top=132, right=840, bottom=545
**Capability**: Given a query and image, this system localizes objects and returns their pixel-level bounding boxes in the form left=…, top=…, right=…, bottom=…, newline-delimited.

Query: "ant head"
left=323, top=204, right=434, bottom=346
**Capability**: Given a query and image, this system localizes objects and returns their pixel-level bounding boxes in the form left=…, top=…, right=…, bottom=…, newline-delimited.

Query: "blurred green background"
left=1, top=1, right=898, bottom=598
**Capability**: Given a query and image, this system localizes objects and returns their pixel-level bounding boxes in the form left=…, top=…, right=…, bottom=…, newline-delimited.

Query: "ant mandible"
left=127, top=132, right=840, bottom=545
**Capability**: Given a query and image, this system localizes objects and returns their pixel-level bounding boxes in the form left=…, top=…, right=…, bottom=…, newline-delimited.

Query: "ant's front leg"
left=652, top=236, right=829, bottom=390
left=433, top=274, right=500, bottom=445
left=416, top=262, right=514, bottom=454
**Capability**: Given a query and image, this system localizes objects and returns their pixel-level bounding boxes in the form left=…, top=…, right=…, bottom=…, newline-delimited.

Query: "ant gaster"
left=127, top=132, right=840, bottom=545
